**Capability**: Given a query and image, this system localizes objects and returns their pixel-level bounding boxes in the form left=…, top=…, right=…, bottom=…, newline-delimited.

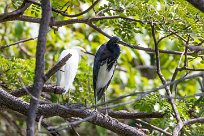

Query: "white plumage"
left=96, top=62, right=116, bottom=91
left=56, top=47, right=85, bottom=94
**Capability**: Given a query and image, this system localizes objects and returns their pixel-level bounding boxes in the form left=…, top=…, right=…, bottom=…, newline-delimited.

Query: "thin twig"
left=38, top=115, right=44, bottom=131
left=170, top=29, right=187, bottom=42
left=18, top=77, right=41, bottom=102
left=135, top=119, right=172, bottom=136
left=36, top=117, right=60, bottom=136
left=0, top=37, right=37, bottom=50
left=28, top=0, right=100, bottom=17
left=157, top=32, right=174, bottom=44
left=150, top=22, right=183, bottom=136
left=88, top=72, right=204, bottom=110
left=87, top=22, right=191, bottom=55
left=184, top=36, right=190, bottom=67
left=0, top=0, right=31, bottom=20
left=171, top=117, right=204, bottom=134
left=170, top=49, right=185, bottom=92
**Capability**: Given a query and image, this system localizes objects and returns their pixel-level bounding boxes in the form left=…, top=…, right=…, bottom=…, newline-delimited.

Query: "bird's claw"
left=94, top=108, right=98, bottom=113
left=105, top=111, right=108, bottom=117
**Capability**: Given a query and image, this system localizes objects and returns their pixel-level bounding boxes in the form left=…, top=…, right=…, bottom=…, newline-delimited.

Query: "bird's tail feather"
left=96, top=88, right=105, bottom=101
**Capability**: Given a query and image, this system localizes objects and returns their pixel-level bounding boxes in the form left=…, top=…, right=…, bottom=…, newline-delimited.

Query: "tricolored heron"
left=93, top=36, right=121, bottom=113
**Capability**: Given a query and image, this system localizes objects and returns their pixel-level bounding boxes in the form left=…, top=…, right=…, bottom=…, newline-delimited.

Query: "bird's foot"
left=104, top=107, right=109, bottom=116
left=105, top=115, right=115, bottom=126
left=105, top=111, right=109, bottom=117
left=94, top=108, right=98, bottom=112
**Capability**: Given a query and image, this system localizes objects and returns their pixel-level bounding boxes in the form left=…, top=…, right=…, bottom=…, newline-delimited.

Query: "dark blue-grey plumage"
left=93, top=36, right=121, bottom=102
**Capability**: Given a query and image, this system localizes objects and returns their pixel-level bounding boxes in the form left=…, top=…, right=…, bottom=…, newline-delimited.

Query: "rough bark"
left=26, top=0, right=51, bottom=136
left=0, top=88, right=146, bottom=136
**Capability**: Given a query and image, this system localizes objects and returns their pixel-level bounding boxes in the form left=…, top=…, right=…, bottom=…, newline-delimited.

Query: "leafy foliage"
left=0, top=0, right=204, bottom=135
left=0, top=57, right=35, bottom=90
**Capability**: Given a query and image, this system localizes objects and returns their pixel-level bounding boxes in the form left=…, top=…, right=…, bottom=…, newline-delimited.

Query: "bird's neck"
left=107, top=43, right=117, bottom=52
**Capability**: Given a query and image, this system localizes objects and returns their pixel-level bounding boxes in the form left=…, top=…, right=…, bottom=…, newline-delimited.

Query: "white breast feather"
left=96, top=62, right=116, bottom=91
left=56, top=49, right=80, bottom=93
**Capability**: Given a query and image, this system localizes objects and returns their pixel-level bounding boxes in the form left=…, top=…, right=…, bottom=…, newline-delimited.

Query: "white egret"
left=56, top=47, right=85, bottom=99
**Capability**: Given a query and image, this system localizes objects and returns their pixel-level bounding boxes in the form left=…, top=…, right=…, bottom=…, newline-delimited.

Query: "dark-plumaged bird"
left=93, top=36, right=121, bottom=105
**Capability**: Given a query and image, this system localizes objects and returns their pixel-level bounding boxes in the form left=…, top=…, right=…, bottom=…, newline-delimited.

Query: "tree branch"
left=0, top=37, right=37, bottom=50
left=89, top=72, right=204, bottom=110
left=184, top=117, right=204, bottom=125
left=43, top=53, right=72, bottom=82
left=0, top=88, right=146, bottom=136
left=0, top=14, right=201, bottom=55
left=150, top=22, right=183, bottom=136
left=107, top=110, right=164, bottom=119
left=135, top=119, right=172, bottom=136
left=37, top=118, right=60, bottom=136
left=0, top=112, right=25, bottom=136
left=10, top=51, right=72, bottom=97
left=87, top=22, right=191, bottom=56
left=28, top=0, right=101, bottom=17
left=167, top=117, right=204, bottom=135
left=0, top=0, right=31, bottom=20
left=10, top=85, right=66, bottom=97
left=26, top=0, right=51, bottom=136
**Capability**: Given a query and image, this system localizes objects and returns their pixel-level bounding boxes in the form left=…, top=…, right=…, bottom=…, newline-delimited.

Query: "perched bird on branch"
left=56, top=47, right=85, bottom=99
left=93, top=36, right=121, bottom=110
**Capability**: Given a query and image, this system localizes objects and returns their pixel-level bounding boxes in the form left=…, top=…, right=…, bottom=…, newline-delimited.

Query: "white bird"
left=56, top=47, right=85, bottom=96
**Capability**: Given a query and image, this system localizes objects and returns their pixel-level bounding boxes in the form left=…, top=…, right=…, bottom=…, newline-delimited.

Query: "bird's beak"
left=78, top=49, right=86, bottom=56
left=117, top=38, right=122, bottom=43
left=84, top=51, right=95, bottom=56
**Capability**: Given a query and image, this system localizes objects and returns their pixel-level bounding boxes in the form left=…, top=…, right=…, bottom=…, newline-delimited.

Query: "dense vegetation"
left=0, top=0, right=203, bottom=135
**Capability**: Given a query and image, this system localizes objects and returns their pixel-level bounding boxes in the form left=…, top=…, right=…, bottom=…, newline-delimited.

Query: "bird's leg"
left=67, top=90, right=70, bottom=103
left=85, top=99, right=87, bottom=108
left=104, top=93, right=108, bottom=116
left=94, top=96, right=97, bottom=112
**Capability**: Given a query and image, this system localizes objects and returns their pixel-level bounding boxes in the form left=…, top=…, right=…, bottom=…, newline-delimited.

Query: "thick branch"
left=43, top=53, right=72, bottom=81
left=184, top=117, right=204, bottom=125
left=0, top=14, right=199, bottom=56
left=186, top=43, right=204, bottom=51
left=107, top=110, right=164, bottom=119
left=0, top=88, right=146, bottom=136
left=10, top=85, right=66, bottom=97
left=26, top=0, right=51, bottom=136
